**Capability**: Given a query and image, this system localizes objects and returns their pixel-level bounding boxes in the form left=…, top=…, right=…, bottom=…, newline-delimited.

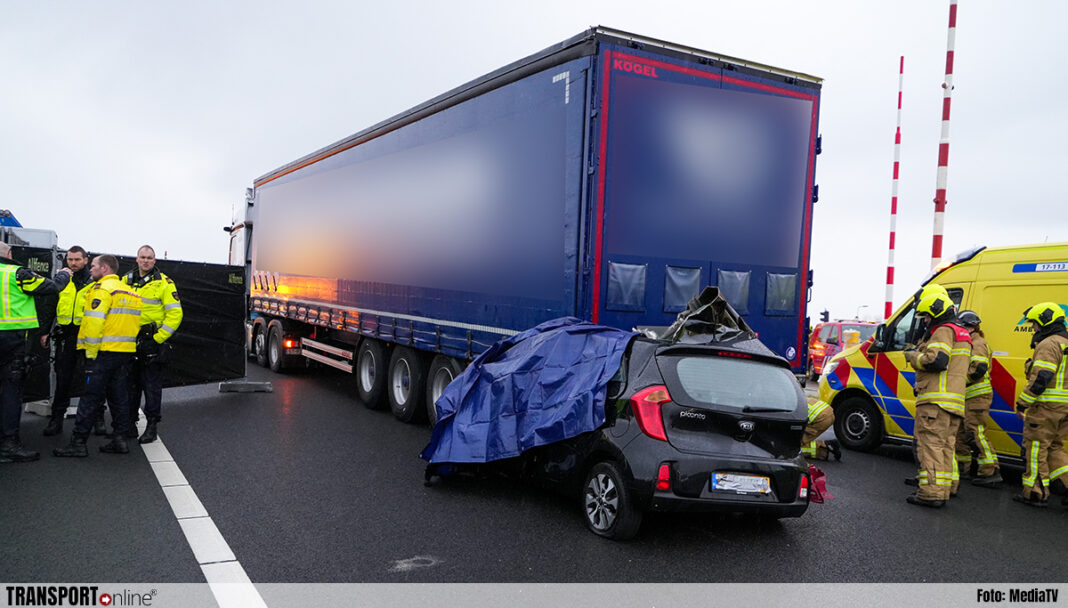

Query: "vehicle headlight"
left=822, top=358, right=840, bottom=378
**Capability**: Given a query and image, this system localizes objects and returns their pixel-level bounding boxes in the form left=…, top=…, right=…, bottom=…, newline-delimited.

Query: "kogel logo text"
left=613, top=58, right=659, bottom=78
left=6, top=586, right=98, bottom=606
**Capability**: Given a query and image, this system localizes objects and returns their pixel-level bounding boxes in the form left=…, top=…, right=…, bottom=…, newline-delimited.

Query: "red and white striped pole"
left=886, top=56, right=904, bottom=320
left=931, top=0, right=957, bottom=269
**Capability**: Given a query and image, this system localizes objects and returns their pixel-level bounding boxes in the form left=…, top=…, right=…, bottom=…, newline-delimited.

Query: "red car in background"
left=807, top=321, right=877, bottom=380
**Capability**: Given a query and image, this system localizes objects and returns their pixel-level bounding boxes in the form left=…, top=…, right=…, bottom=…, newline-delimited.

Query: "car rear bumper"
left=623, top=445, right=810, bottom=517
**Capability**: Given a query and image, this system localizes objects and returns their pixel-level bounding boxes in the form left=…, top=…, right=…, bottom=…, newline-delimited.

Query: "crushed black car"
left=423, top=287, right=811, bottom=540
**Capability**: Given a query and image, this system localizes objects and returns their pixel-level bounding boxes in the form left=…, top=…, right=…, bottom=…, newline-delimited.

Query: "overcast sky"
left=4, top=1, right=1066, bottom=322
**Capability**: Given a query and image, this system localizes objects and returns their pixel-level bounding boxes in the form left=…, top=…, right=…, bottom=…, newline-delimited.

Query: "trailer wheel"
left=356, top=339, right=388, bottom=410
left=267, top=323, right=286, bottom=373
left=388, top=347, right=427, bottom=424
left=425, top=355, right=464, bottom=427
left=253, top=324, right=268, bottom=368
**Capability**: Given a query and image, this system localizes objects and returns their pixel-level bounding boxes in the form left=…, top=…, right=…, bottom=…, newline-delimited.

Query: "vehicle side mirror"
left=872, top=325, right=886, bottom=352
left=826, top=336, right=839, bottom=345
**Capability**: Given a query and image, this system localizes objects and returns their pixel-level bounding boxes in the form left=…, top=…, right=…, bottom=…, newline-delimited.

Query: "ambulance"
left=817, top=242, right=1068, bottom=462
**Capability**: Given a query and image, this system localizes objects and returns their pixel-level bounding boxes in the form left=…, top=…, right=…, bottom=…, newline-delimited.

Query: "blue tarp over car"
left=421, top=317, right=636, bottom=464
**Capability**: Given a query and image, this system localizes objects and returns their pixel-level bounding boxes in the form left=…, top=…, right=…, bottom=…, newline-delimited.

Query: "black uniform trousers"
left=0, top=331, right=27, bottom=439
left=72, top=352, right=133, bottom=437
left=50, top=325, right=82, bottom=419
left=129, top=358, right=164, bottom=424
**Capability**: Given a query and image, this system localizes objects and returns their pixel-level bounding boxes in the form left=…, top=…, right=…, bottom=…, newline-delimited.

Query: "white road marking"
left=390, top=555, right=443, bottom=572
left=136, top=416, right=268, bottom=608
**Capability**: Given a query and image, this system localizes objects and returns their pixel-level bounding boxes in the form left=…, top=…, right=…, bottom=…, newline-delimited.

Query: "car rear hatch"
left=654, top=345, right=807, bottom=459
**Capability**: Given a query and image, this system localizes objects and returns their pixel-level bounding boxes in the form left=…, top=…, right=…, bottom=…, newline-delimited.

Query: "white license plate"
left=711, top=473, right=771, bottom=494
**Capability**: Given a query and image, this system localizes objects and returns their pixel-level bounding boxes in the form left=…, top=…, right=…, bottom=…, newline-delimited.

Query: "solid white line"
left=136, top=415, right=268, bottom=608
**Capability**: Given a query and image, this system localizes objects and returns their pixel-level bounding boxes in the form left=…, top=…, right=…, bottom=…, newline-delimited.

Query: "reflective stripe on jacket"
left=965, top=333, right=993, bottom=400
left=1018, top=334, right=1068, bottom=405
left=908, top=323, right=971, bottom=415
left=123, top=268, right=182, bottom=343
left=0, top=263, right=41, bottom=330
left=77, top=275, right=142, bottom=357
left=56, top=273, right=93, bottom=326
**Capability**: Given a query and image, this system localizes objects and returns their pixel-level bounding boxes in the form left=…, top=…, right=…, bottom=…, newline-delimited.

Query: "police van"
left=817, top=242, right=1068, bottom=462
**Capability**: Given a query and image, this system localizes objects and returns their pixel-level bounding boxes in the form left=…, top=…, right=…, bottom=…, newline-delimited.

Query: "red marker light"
left=283, top=339, right=296, bottom=348
left=656, top=463, right=672, bottom=491
left=799, top=474, right=810, bottom=499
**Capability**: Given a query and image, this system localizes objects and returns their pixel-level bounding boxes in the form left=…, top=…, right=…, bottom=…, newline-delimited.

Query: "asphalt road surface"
left=3, top=363, right=1066, bottom=584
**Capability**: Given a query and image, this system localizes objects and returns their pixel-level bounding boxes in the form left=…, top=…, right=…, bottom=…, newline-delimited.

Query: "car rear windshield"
left=670, top=356, right=802, bottom=412
left=841, top=324, right=877, bottom=341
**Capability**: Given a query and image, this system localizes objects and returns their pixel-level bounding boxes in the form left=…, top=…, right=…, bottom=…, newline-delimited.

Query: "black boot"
left=92, top=416, right=108, bottom=436
left=827, top=439, right=842, bottom=461
left=906, top=494, right=945, bottom=508
left=138, top=421, right=158, bottom=444
left=99, top=436, right=129, bottom=454
left=43, top=416, right=64, bottom=437
left=53, top=434, right=89, bottom=458
left=0, top=436, right=41, bottom=463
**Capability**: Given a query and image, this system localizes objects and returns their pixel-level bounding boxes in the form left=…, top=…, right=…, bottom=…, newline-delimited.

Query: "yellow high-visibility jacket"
left=122, top=268, right=182, bottom=344
left=77, top=275, right=142, bottom=358
left=56, top=268, right=93, bottom=326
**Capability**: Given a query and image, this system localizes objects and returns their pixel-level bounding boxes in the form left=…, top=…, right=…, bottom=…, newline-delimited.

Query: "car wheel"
left=388, top=347, right=427, bottom=423
left=833, top=396, right=884, bottom=452
left=582, top=461, right=642, bottom=541
left=267, top=324, right=285, bottom=373
left=807, top=360, right=819, bottom=382
left=356, top=339, right=388, bottom=410
left=254, top=324, right=268, bottom=368
left=425, top=355, right=464, bottom=427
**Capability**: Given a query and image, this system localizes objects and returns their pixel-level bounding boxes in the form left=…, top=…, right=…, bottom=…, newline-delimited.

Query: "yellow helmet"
left=1023, top=302, right=1066, bottom=327
left=917, top=293, right=953, bottom=318
left=918, top=283, right=949, bottom=301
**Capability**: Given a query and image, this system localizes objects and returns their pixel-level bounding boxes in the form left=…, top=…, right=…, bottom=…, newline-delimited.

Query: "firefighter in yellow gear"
left=953, top=310, right=1002, bottom=488
left=54, top=254, right=142, bottom=457
left=802, top=398, right=840, bottom=462
left=904, top=291, right=970, bottom=508
left=121, top=245, right=182, bottom=444
left=1013, top=302, right=1068, bottom=507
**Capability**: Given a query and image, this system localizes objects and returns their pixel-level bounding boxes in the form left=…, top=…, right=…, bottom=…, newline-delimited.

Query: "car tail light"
left=656, top=463, right=672, bottom=491
left=799, top=473, right=810, bottom=500
left=631, top=385, right=670, bottom=441
left=284, top=339, right=297, bottom=348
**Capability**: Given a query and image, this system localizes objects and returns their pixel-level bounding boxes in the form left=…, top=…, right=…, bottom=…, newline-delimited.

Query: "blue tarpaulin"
left=421, top=317, right=636, bottom=464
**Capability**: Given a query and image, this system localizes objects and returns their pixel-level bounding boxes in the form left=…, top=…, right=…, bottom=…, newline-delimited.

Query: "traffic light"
left=820, top=310, right=830, bottom=322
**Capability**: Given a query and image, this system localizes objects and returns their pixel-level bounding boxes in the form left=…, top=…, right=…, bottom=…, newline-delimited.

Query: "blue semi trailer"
left=235, top=27, right=823, bottom=424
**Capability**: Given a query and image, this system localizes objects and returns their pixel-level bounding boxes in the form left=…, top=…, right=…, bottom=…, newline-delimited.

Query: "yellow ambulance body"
left=817, top=242, right=1068, bottom=461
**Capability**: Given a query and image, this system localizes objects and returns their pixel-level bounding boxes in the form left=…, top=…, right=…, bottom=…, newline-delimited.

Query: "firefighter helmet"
left=958, top=310, right=981, bottom=328
left=917, top=293, right=953, bottom=319
left=917, top=283, right=949, bottom=302
left=1023, top=302, right=1066, bottom=327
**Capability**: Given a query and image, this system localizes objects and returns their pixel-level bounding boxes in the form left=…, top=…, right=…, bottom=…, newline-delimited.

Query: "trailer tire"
left=425, top=355, right=464, bottom=427
left=833, top=395, right=884, bottom=452
left=253, top=324, right=268, bottom=368
left=356, top=339, right=388, bottom=410
left=267, top=323, right=286, bottom=373
left=388, top=347, right=427, bottom=424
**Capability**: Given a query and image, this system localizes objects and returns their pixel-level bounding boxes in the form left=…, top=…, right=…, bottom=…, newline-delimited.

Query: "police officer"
left=802, top=397, right=841, bottom=462
left=41, top=246, right=95, bottom=437
left=0, top=241, right=66, bottom=463
left=1013, top=302, right=1068, bottom=507
left=953, top=310, right=1003, bottom=488
left=122, top=245, right=182, bottom=444
left=903, top=291, right=971, bottom=507
left=54, top=254, right=142, bottom=457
